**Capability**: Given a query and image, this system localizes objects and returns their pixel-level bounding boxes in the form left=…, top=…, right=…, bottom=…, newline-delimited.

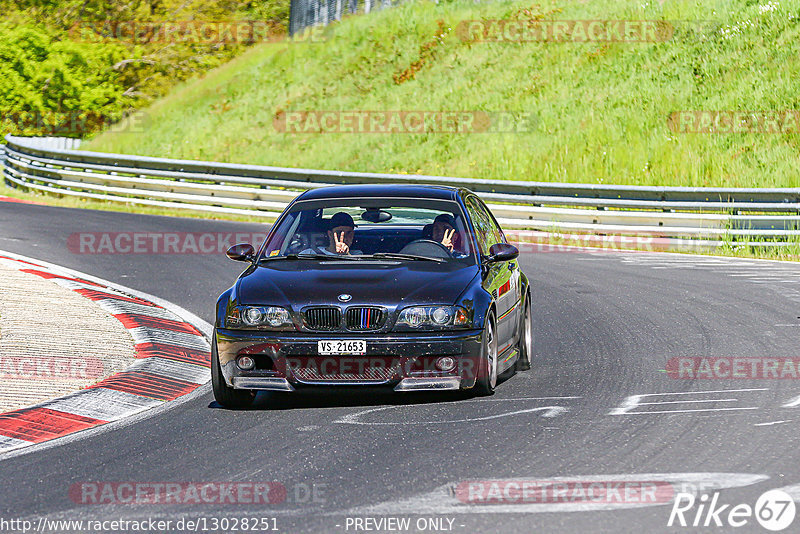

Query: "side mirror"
left=226, top=243, right=255, bottom=262
left=485, top=243, right=519, bottom=263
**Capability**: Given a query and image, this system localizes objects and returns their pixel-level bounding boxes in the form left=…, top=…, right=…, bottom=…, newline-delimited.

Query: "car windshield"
left=259, top=197, right=476, bottom=263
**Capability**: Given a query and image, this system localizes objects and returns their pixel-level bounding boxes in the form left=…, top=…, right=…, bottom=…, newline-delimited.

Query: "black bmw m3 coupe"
left=212, top=184, right=531, bottom=408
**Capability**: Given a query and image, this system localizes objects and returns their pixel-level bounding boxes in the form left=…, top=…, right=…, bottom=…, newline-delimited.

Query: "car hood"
left=236, top=260, right=480, bottom=309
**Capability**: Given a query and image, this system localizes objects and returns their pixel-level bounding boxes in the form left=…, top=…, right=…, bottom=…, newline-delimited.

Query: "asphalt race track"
left=2, top=201, right=800, bottom=533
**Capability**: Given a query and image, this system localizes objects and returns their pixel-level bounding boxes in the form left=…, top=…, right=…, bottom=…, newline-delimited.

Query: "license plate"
left=317, top=340, right=367, bottom=355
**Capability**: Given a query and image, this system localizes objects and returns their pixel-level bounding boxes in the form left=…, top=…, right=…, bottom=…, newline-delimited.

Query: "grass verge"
left=85, top=0, right=800, bottom=188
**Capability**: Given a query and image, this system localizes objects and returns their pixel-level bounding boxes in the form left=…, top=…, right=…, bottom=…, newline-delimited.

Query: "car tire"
left=211, top=332, right=255, bottom=409
left=516, top=298, right=532, bottom=372
left=474, top=311, right=498, bottom=396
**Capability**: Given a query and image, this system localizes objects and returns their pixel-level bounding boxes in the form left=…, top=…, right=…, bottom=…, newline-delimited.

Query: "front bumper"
left=215, top=328, right=483, bottom=392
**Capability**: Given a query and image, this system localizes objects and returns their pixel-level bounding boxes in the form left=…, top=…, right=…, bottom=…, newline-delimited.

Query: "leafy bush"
left=0, top=0, right=290, bottom=138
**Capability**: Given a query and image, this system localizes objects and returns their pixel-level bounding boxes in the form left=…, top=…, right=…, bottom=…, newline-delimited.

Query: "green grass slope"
left=87, top=0, right=800, bottom=187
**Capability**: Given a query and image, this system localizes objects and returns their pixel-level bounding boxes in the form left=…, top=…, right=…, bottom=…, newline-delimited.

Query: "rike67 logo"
left=668, top=490, right=796, bottom=531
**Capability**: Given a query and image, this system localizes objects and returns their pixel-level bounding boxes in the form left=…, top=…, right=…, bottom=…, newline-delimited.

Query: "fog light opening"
left=435, top=356, right=456, bottom=372
left=237, top=355, right=256, bottom=370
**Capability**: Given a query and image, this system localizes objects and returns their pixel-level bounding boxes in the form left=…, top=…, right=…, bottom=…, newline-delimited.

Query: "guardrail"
left=2, top=137, right=80, bottom=167
left=4, top=135, right=800, bottom=245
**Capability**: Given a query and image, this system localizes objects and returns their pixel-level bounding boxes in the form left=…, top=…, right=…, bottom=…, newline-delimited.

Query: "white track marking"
left=637, top=399, right=738, bottom=405
left=782, top=395, right=800, bottom=408
left=128, top=327, right=209, bottom=351
left=335, top=404, right=568, bottom=425
left=624, top=388, right=768, bottom=396
left=610, top=389, right=767, bottom=415
left=41, top=388, right=162, bottom=421
left=0, top=258, right=44, bottom=270
left=343, top=473, right=770, bottom=515
left=725, top=269, right=800, bottom=278
left=95, top=299, right=180, bottom=320
left=0, top=436, right=35, bottom=453
left=128, top=357, right=210, bottom=384
left=730, top=274, right=800, bottom=278
left=616, top=407, right=759, bottom=415
left=754, top=420, right=791, bottom=427
left=462, top=396, right=582, bottom=402
left=49, top=278, right=129, bottom=295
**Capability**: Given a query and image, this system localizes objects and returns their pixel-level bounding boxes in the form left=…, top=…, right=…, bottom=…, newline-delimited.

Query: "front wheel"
left=211, top=332, right=255, bottom=409
left=474, top=312, right=498, bottom=396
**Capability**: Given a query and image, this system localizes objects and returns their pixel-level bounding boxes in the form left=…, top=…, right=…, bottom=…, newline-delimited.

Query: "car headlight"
left=226, top=306, right=293, bottom=330
left=395, top=306, right=470, bottom=330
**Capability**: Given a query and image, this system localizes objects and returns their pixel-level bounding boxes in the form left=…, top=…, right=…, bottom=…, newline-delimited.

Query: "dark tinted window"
left=260, top=197, right=476, bottom=262
left=465, top=196, right=504, bottom=255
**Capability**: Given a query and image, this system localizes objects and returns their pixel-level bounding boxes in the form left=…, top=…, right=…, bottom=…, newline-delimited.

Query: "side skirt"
left=497, top=347, right=519, bottom=375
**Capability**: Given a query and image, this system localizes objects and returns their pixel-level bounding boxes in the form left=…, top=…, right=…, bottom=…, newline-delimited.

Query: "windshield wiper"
left=299, top=253, right=365, bottom=261
left=261, top=253, right=445, bottom=263
left=370, top=253, right=446, bottom=263
left=258, top=253, right=304, bottom=262
left=260, top=253, right=365, bottom=262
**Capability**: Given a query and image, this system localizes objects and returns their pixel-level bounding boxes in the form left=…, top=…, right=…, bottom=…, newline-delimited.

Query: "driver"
left=302, top=212, right=362, bottom=255
left=431, top=214, right=460, bottom=253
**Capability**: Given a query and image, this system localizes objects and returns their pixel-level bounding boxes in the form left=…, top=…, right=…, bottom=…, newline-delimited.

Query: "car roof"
left=296, top=184, right=465, bottom=202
